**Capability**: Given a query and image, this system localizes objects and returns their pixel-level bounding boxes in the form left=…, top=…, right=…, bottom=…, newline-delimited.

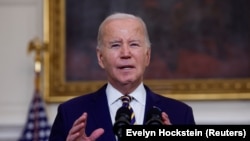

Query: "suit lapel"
left=90, top=85, right=116, bottom=141
left=143, top=85, right=161, bottom=124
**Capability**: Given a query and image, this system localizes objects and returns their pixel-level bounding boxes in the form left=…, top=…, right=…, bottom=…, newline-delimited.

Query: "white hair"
left=97, top=12, right=151, bottom=48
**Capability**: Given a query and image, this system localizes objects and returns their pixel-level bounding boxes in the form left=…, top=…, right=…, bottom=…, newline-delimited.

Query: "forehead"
left=105, top=17, right=140, bottom=25
left=102, top=18, right=144, bottom=34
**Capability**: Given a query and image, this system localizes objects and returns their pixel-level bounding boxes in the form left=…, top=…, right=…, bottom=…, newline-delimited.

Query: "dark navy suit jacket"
left=49, top=84, right=195, bottom=141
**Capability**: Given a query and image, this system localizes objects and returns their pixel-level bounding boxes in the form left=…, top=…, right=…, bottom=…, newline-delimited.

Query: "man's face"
left=97, top=18, right=151, bottom=86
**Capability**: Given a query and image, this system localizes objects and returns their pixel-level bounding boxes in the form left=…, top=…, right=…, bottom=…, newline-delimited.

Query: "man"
left=49, top=12, right=195, bottom=141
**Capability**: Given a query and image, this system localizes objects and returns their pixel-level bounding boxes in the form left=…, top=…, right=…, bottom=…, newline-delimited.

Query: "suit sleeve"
left=49, top=105, right=68, bottom=141
left=185, top=106, right=196, bottom=124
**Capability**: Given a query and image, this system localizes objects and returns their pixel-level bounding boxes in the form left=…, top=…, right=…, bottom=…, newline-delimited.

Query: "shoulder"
left=144, top=84, right=193, bottom=111
left=59, top=84, right=107, bottom=109
left=155, top=93, right=192, bottom=109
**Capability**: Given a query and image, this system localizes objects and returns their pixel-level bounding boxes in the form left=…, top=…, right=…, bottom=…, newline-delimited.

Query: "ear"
left=96, top=48, right=105, bottom=69
left=145, top=48, right=151, bottom=66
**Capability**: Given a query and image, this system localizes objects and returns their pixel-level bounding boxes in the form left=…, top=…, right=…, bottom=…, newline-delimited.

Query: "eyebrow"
left=108, top=39, right=142, bottom=45
left=129, top=39, right=140, bottom=43
left=109, top=40, right=122, bottom=44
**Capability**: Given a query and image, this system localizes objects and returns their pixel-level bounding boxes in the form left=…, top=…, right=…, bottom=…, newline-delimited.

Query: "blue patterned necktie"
left=120, top=95, right=136, bottom=125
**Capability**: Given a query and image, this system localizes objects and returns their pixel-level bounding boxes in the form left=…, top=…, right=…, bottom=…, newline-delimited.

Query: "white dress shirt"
left=106, top=82, right=146, bottom=125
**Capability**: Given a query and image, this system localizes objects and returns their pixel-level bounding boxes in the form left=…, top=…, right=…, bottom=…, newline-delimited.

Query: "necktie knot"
left=120, top=95, right=132, bottom=107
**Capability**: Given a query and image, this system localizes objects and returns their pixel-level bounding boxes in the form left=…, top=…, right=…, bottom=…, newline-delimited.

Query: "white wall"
left=0, top=0, right=249, bottom=140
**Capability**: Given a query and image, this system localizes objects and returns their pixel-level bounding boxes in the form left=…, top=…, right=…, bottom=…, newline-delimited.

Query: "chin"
left=116, top=79, right=132, bottom=84
left=123, top=79, right=139, bottom=85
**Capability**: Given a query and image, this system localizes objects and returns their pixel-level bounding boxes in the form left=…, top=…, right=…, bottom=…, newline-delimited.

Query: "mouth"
left=117, top=65, right=135, bottom=70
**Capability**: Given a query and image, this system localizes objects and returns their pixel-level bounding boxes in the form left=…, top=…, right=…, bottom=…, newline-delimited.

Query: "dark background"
left=65, top=0, right=250, bottom=81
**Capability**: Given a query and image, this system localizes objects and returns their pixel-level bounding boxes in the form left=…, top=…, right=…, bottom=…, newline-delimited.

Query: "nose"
left=120, top=44, right=131, bottom=58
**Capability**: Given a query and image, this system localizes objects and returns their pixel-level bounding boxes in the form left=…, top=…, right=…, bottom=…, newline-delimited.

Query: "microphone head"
left=115, top=106, right=131, bottom=122
left=145, top=106, right=163, bottom=125
left=113, top=106, right=132, bottom=137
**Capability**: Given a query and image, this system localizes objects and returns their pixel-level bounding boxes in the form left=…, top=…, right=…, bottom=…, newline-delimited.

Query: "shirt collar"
left=106, top=82, right=146, bottom=106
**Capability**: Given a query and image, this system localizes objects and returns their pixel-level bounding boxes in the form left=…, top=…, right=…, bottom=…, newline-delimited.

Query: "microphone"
left=145, top=106, right=163, bottom=125
left=113, top=106, right=131, bottom=139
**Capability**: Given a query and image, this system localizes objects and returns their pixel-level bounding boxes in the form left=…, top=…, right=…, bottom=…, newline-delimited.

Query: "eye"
left=111, top=43, right=121, bottom=48
left=130, top=42, right=140, bottom=47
